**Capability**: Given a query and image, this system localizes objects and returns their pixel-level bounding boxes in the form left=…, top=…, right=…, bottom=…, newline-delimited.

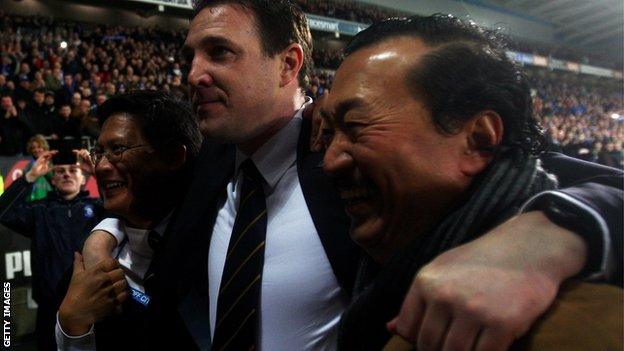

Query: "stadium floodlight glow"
left=611, top=113, right=620, bottom=119
left=60, top=41, right=68, bottom=49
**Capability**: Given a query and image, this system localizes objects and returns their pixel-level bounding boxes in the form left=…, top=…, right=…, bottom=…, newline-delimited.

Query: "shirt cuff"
left=91, top=217, right=125, bottom=247
left=519, top=190, right=613, bottom=281
left=55, top=312, right=96, bottom=351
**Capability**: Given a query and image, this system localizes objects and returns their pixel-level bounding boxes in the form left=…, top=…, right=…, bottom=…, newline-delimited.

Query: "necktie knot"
left=240, top=159, right=264, bottom=186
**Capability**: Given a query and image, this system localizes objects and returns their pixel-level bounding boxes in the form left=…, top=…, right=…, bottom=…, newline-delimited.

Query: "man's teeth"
left=105, top=182, right=125, bottom=190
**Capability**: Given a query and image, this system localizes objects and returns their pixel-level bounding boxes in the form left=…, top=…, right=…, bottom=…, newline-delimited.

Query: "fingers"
left=386, top=317, right=398, bottom=334
left=111, top=277, right=128, bottom=296
left=40, top=150, right=58, bottom=160
left=474, top=327, right=515, bottom=351
left=441, top=313, right=480, bottom=351
left=417, top=302, right=451, bottom=351
left=116, top=290, right=128, bottom=304
left=95, top=257, right=120, bottom=273
left=393, top=284, right=425, bottom=343
left=106, top=268, right=125, bottom=285
left=73, top=149, right=95, bottom=174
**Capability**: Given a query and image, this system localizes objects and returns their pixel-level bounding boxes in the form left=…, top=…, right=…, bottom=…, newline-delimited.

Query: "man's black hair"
left=96, top=90, right=202, bottom=162
left=192, top=0, right=313, bottom=88
left=345, top=14, right=545, bottom=153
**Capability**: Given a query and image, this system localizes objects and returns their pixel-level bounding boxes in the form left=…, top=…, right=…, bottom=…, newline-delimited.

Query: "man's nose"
left=95, top=155, right=114, bottom=173
left=188, top=55, right=215, bottom=89
left=323, top=132, right=354, bottom=178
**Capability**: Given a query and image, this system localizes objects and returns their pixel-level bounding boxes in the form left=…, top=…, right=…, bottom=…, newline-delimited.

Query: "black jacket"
left=145, top=118, right=623, bottom=350
left=0, top=177, right=104, bottom=306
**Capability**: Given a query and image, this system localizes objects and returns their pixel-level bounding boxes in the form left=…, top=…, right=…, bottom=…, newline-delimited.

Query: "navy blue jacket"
left=0, top=177, right=104, bottom=306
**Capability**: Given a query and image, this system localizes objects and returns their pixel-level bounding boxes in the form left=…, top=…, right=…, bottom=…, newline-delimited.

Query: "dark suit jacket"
left=142, top=117, right=360, bottom=350
left=141, top=122, right=623, bottom=350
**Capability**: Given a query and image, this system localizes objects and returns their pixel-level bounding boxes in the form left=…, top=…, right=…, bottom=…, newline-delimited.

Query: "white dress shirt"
left=55, top=217, right=168, bottom=351
left=208, top=101, right=349, bottom=351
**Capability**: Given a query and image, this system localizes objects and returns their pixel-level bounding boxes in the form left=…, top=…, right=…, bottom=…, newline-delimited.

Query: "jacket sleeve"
left=0, top=177, right=37, bottom=238
left=528, top=152, right=624, bottom=285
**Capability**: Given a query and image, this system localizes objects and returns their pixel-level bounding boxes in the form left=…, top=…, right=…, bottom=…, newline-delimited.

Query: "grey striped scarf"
left=339, top=147, right=558, bottom=351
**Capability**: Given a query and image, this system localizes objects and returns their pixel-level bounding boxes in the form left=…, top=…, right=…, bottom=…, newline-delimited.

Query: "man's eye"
left=110, top=145, right=127, bottom=155
left=343, top=122, right=365, bottom=137
left=211, top=46, right=233, bottom=59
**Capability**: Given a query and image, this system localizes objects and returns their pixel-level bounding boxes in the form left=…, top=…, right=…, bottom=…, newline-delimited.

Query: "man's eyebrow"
left=182, top=35, right=238, bottom=55
left=332, top=98, right=367, bottom=124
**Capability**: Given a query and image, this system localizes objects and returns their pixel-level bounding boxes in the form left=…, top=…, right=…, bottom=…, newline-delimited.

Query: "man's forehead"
left=186, top=3, right=257, bottom=44
left=327, top=36, right=431, bottom=106
left=53, top=165, right=79, bottom=171
left=342, top=36, right=430, bottom=74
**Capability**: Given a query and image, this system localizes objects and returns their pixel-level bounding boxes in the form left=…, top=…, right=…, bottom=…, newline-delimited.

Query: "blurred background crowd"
left=0, top=0, right=621, bottom=348
left=0, top=2, right=622, bottom=168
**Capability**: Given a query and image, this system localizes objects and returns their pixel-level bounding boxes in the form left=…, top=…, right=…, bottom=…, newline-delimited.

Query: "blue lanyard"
left=114, top=235, right=152, bottom=307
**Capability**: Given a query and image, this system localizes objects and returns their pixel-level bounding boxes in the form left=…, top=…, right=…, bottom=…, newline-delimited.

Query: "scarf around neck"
left=339, top=148, right=558, bottom=351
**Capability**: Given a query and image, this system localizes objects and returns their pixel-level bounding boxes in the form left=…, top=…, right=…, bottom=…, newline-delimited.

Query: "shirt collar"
left=123, top=211, right=172, bottom=241
left=235, top=97, right=312, bottom=190
left=122, top=212, right=172, bottom=255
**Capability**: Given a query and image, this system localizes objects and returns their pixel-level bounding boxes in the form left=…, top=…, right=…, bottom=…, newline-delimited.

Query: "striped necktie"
left=212, top=159, right=267, bottom=351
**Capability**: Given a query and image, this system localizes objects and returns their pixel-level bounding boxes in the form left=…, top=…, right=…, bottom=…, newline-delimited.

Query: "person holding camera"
left=0, top=149, right=105, bottom=350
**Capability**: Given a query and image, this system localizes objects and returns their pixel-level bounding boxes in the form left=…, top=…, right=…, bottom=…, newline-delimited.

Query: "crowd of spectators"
left=0, top=13, right=188, bottom=155
left=0, top=12, right=621, bottom=169
left=313, top=47, right=342, bottom=70
left=528, top=69, right=624, bottom=169
left=295, top=0, right=406, bottom=24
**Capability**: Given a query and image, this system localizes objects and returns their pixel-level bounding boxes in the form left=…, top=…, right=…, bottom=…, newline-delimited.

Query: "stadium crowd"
left=295, top=0, right=405, bottom=24
left=0, top=2, right=621, bottom=350
left=528, top=69, right=624, bottom=169
left=1, top=11, right=621, bottom=168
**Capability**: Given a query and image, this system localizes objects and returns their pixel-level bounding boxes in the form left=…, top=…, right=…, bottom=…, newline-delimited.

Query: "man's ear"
left=459, top=110, right=503, bottom=176
left=279, top=43, right=304, bottom=87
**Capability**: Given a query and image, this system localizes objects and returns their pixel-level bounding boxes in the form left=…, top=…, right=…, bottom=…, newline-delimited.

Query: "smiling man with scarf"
left=321, top=15, right=623, bottom=351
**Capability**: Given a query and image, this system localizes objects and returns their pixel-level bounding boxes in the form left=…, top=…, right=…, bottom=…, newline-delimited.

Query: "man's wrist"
left=58, top=305, right=93, bottom=336
left=24, top=171, right=38, bottom=183
left=523, top=211, right=587, bottom=283
left=521, top=191, right=606, bottom=279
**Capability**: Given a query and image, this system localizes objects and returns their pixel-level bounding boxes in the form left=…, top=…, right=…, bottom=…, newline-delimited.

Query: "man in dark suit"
left=84, top=2, right=621, bottom=350
left=318, top=15, right=622, bottom=350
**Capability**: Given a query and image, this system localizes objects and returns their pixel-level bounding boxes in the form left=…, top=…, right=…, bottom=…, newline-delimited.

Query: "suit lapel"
left=296, top=117, right=361, bottom=298
left=163, top=141, right=235, bottom=350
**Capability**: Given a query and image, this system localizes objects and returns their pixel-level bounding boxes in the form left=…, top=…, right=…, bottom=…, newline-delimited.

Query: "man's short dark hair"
left=192, top=0, right=313, bottom=88
left=96, top=90, right=202, bottom=163
left=345, top=14, right=545, bottom=153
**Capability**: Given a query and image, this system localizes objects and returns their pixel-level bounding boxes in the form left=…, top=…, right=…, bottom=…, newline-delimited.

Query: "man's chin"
left=58, top=187, right=79, bottom=196
left=349, top=216, right=387, bottom=253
